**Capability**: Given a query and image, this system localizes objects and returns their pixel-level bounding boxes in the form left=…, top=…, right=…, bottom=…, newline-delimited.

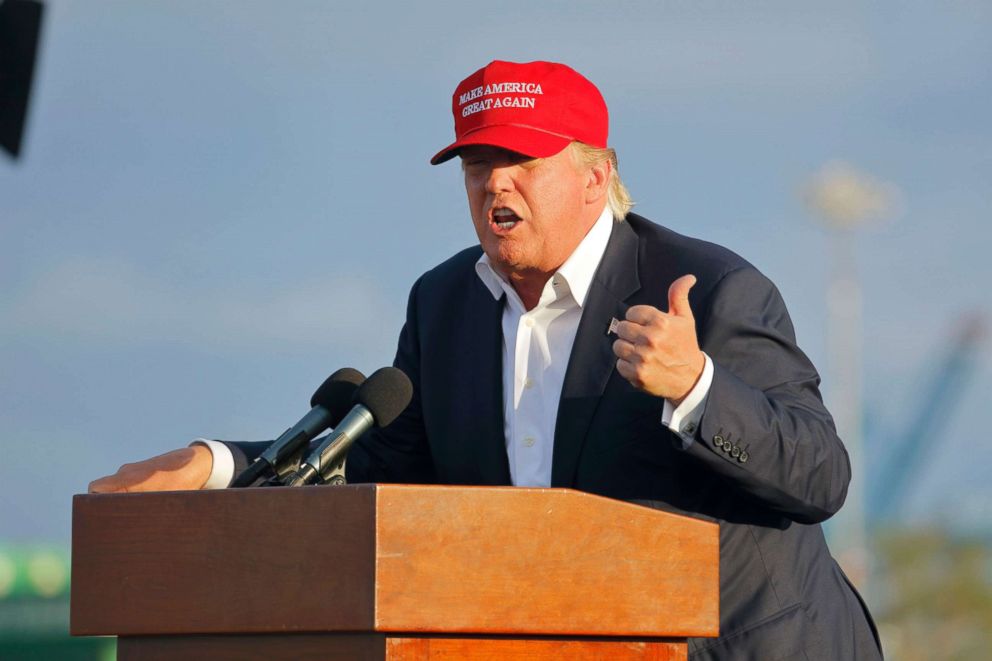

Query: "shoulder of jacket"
left=418, top=245, right=483, bottom=284
left=405, top=245, right=485, bottom=302
left=625, top=212, right=759, bottom=284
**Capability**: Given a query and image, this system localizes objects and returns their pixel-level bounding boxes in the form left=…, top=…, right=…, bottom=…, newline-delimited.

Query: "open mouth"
left=491, top=207, right=521, bottom=231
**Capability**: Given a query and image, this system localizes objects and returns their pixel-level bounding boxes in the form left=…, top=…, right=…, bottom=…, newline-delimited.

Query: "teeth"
left=492, top=208, right=518, bottom=230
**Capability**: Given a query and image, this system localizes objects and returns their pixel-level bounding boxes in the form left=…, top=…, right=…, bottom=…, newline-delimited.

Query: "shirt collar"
left=474, top=205, right=614, bottom=308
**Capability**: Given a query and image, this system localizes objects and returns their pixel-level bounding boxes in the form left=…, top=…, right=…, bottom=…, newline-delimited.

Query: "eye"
left=462, top=159, right=489, bottom=174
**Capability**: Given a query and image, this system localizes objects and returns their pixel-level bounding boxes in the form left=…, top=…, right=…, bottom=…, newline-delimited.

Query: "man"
left=91, top=60, right=882, bottom=659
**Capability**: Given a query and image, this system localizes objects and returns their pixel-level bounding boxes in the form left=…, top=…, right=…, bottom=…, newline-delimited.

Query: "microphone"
left=230, top=368, right=366, bottom=488
left=283, top=367, right=412, bottom=487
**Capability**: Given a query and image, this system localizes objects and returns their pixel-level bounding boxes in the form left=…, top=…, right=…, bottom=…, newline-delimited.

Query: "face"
left=460, top=144, right=606, bottom=287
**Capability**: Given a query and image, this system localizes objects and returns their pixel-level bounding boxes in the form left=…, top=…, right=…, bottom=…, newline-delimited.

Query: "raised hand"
left=612, top=274, right=705, bottom=403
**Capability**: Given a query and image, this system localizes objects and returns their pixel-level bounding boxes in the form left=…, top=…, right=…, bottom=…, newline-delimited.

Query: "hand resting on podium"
left=88, top=445, right=212, bottom=493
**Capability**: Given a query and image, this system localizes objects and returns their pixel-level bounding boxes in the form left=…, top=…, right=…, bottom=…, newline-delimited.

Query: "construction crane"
left=867, top=313, right=987, bottom=525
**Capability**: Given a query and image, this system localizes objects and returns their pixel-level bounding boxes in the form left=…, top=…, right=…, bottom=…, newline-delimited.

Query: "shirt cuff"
left=661, top=353, right=713, bottom=449
left=190, top=438, right=236, bottom=489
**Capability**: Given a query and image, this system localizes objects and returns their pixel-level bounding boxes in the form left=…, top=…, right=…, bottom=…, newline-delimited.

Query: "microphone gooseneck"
left=230, top=368, right=366, bottom=488
left=283, top=366, right=412, bottom=487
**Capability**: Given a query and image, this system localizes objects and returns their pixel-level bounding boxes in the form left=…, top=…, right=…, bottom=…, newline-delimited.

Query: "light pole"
left=803, top=161, right=898, bottom=589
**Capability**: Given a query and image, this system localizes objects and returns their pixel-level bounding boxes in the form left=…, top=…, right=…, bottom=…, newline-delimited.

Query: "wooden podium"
left=71, top=485, right=718, bottom=660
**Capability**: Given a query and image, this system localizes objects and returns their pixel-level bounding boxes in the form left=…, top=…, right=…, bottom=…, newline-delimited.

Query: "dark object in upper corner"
left=0, top=0, right=45, bottom=159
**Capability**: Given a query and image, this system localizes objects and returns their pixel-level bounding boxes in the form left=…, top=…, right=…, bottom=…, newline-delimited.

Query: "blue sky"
left=1, top=1, right=990, bottom=542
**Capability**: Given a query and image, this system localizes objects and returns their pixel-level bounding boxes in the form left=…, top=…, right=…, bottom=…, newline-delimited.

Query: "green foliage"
left=874, top=527, right=992, bottom=661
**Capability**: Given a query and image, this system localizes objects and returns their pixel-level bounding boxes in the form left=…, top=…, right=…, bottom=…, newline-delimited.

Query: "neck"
left=500, top=201, right=609, bottom=311
left=507, top=270, right=552, bottom=311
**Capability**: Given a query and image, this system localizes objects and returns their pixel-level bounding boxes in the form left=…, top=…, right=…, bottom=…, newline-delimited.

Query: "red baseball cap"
left=430, top=60, right=609, bottom=165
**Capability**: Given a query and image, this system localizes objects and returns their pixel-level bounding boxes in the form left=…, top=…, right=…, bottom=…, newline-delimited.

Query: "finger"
left=625, top=304, right=663, bottom=326
left=667, top=274, right=697, bottom=319
left=615, top=319, right=650, bottom=342
left=615, top=358, right=640, bottom=386
left=88, top=475, right=122, bottom=493
left=612, top=338, right=637, bottom=361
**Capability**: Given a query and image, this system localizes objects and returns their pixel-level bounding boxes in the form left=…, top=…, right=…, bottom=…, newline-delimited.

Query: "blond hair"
left=569, top=142, right=634, bottom=221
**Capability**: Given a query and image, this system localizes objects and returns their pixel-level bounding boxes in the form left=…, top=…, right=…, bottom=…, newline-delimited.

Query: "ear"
left=584, top=157, right=612, bottom=204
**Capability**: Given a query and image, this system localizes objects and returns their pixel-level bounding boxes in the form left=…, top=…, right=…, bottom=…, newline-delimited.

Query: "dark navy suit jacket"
left=231, top=213, right=882, bottom=660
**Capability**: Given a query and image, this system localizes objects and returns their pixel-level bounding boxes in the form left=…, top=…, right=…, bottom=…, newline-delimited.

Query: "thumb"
left=667, top=274, right=697, bottom=318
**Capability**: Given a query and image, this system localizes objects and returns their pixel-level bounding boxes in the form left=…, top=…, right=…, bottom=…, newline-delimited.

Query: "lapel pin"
left=606, top=317, right=620, bottom=336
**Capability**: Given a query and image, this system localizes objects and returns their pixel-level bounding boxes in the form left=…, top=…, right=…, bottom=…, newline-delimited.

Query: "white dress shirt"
left=197, top=206, right=713, bottom=488
left=474, top=205, right=713, bottom=486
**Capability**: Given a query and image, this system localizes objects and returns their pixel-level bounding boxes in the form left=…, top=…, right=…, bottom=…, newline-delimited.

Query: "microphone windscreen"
left=310, top=368, right=366, bottom=424
left=357, top=367, right=413, bottom=428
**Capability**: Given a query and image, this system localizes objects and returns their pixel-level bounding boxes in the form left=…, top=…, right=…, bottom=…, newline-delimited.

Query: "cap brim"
left=430, top=124, right=573, bottom=165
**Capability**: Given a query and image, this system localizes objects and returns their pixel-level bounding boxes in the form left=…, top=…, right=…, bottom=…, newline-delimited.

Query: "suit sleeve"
left=682, top=266, right=851, bottom=524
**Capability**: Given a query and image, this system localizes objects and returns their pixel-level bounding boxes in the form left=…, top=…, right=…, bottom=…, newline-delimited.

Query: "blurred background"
left=1, top=1, right=989, bottom=658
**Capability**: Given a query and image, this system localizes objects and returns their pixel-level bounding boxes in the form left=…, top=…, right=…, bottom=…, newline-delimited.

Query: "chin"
left=481, top=238, right=516, bottom=266
left=493, top=247, right=531, bottom=273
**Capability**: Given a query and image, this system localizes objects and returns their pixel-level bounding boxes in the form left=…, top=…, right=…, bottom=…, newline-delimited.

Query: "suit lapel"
left=551, top=220, right=641, bottom=487
left=457, top=281, right=512, bottom=485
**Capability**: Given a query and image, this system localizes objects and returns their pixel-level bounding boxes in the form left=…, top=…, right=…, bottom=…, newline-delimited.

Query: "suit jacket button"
left=713, top=434, right=725, bottom=448
left=731, top=446, right=741, bottom=458
left=739, top=451, right=749, bottom=463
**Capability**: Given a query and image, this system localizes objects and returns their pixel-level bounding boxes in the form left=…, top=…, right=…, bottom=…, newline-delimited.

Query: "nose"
left=485, top=163, right=515, bottom=195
